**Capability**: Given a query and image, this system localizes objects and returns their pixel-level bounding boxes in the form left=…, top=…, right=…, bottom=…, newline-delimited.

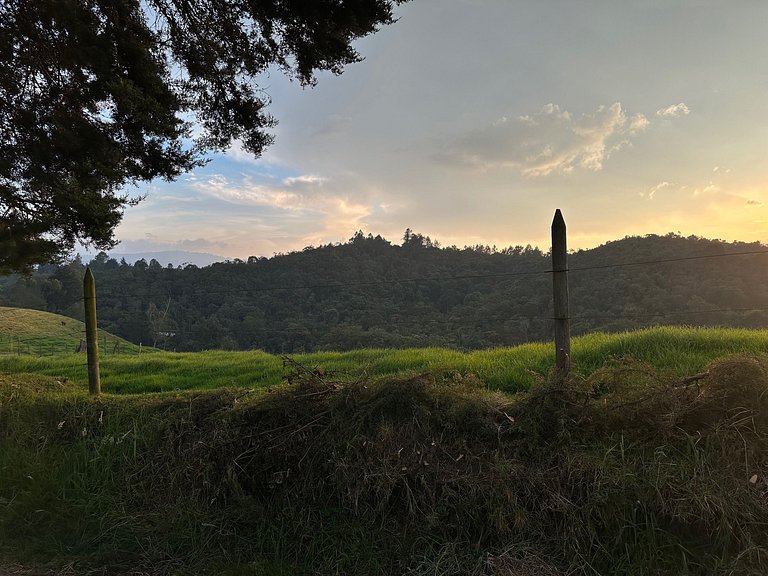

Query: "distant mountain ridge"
left=84, top=250, right=225, bottom=268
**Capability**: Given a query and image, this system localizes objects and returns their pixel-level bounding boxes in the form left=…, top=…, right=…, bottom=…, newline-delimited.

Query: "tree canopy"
left=0, top=0, right=408, bottom=272
left=4, top=232, right=767, bottom=353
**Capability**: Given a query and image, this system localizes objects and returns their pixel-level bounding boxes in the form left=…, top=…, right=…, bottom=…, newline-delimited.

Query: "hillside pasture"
left=0, top=306, right=142, bottom=356
left=0, top=324, right=767, bottom=395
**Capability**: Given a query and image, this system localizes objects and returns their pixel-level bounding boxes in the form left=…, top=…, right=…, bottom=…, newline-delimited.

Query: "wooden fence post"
left=83, top=266, right=101, bottom=395
left=551, top=209, right=571, bottom=374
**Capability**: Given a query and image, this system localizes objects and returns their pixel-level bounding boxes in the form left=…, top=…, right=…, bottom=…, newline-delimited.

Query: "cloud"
left=116, top=236, right=231, bottom=254
left=643, top=173, right=743, bottom=201
left=309, top=113, right=353, bottom=138
left=656, top=103, right=690, bottom=117
left=440, top=102, right=649, bottom=176
left=189, top=174, right=300, bottom=210
left=283, top=174, right=327, bottom=188
left=189, top=173, right=372, bottom=243
left=746, top=199, right=762, bottom=206
left=646, top=181, right=673, bottom=200
left=692, top=182, right=720, bottom=197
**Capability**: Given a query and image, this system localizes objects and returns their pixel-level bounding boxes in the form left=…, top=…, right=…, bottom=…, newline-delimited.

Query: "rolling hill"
left=0, top=306, right=142, bottom=355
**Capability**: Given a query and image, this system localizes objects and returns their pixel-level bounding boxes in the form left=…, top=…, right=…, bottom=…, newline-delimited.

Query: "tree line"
left=1, top=230, right=767, bottom=353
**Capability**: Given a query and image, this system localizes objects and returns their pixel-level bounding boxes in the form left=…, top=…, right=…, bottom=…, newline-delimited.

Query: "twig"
left=680, top=371, right=709, bottom=385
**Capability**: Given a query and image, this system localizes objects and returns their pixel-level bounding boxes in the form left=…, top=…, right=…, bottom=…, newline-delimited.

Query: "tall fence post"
left=83, top=266, right=101, bottom=395
left=551, top=209, right=571, bottom=375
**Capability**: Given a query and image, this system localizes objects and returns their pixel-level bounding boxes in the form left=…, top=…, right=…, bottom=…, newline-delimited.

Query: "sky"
left=113, top=0, right=768, bottom=259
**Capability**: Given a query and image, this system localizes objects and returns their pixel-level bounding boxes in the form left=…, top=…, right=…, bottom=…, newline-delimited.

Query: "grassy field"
left=1, top=308, right=768, bottom=574
left=1, top=321, right=768, bottom=394
left=0, top=306, right=143, bottom=356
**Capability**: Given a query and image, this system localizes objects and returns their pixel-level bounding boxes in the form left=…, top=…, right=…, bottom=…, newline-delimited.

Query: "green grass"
left=2, top=310, right=768, bottom=573
left=0, top=324, right=766, bottom=395
left=0, top=306, right=143, bottom=356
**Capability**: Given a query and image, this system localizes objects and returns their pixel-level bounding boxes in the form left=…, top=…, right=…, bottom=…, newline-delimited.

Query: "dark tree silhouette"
left=0, top=0, right=409, bottom=271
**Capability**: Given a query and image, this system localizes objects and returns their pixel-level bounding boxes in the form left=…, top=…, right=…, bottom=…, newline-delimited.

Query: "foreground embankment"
left=1, top=345, right=767, bottom=575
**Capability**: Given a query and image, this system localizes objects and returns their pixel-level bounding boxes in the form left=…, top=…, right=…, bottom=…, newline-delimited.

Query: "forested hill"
left=2, top=231, right=767, bottom=352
